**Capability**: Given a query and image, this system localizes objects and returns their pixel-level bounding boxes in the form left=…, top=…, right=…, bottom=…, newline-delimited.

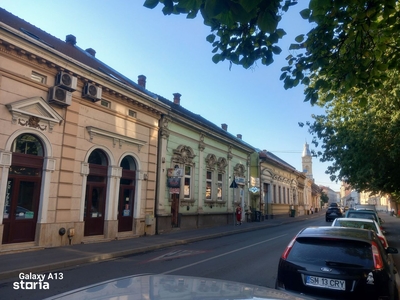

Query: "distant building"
left=320, top=186, right=339, bottom=205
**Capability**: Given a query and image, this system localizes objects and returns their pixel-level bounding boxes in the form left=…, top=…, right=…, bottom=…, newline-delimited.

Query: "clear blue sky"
left=1, top=1, right=341, bottom=191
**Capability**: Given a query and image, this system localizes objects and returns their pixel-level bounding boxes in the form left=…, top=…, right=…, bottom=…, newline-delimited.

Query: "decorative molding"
left=86, top=126, right=147, bottom=151
left=180, top=199, right=196, bottom=207
left=0, top=151, right=12, bottom=167
left=205, top=154, right=217, bottom=170
left=217, top=157, right=228, bottom=173
left=172, top=145, right=196, bottom=164
left=198, top=133, right=205, bottom=151
left=6, top=97, right=63, bottom=132
left=233, top=163, right=245, bottom=177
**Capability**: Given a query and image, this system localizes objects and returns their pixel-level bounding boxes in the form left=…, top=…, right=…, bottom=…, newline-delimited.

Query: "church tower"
left=302, top=142, right=313, bottom=180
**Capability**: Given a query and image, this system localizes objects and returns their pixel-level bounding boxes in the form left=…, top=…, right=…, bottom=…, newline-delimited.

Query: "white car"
left=331, top=217, right=388, bottom=248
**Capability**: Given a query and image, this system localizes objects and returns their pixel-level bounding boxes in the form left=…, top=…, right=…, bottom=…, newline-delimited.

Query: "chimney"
left=173, top=93, right=181, bottom=105
left=138, top=75, right=146, bottom=88
left=65, top=34, right=76, bottom=45
left=221, top=123, right=228, bottom=131
left=85, top=48, right=96, bottom=56
left=237, top=134, right=242, bottom=139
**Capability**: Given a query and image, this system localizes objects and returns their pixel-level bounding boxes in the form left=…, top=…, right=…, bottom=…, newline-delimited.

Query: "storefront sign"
left=167, top=177, right=181, bottom=188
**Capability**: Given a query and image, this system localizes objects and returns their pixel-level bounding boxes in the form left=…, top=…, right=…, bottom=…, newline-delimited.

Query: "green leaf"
left=299, top=8, right=311, bottom=19
left=206, top=34, right=216, bottom=43
left=295, top=34, right=305, bottom=43
left=271, top=46, right=282, bottom=55
left=143, top=0, right=160, bottom=9
left=238, top=0, right=261, bottom=13
left=257, top=9, right=277, bottom=33
left=212, top=53, right=221, bottom=64
left=204, top=0, right=229, bottom=18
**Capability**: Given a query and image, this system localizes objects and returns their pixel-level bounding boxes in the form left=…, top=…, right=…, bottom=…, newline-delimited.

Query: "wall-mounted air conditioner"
left=55, top=71, right=77, bottom=91
left=82, top=83, right=102, bottom=102
left=48, top=86, right=72, bottom=106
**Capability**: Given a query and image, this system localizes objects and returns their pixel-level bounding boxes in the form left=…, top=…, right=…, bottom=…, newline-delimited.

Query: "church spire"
left=302, top=142, right=313, bottom=179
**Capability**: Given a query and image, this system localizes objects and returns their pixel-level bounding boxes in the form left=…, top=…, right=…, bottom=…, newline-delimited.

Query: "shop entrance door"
left=84, top=184, right=106, bottom=236
left=118, top=186, right=134, bottom=232
left=171, top=193, right=179, bottom=227
left=2, top=171, right=41, bottom=244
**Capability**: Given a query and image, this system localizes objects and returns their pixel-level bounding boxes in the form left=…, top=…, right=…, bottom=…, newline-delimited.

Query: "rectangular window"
left=101, top=99, right=110, bottom=108
left=279, top=186, right=282, bottom=203
left=206, top=171, right=212, bottom=200
left=283, top=187, right=286, bottom=203
left=273, top=185, right=276, bottom=203
left=263, top=183, right=269, bottom=203
left=184, top=166, right=191, bottom=199
left=128, top=110, right=136, bottom=118
left=217, top=173, right=223, bottom=200
left=31, top=71, right=46, bottom=84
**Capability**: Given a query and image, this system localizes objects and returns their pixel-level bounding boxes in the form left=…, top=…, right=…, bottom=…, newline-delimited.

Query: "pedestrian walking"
left=235, top=204, right=242, bottom=225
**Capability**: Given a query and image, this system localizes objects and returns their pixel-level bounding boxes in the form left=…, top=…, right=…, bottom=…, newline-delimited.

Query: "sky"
left=0, top=1, right=341, bottom=191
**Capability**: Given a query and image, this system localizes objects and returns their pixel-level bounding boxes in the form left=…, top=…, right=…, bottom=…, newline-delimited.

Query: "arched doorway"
left=2, top=134, right=43, bottom=244
left=118, top=156, right=136, bottom=232
left=84, top=149, right=108, bottom=236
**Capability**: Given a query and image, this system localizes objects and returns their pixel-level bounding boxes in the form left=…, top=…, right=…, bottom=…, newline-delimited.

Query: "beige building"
left=0, top=9, right=168, bottom=251
left=259, top=150, right=307, bottom=217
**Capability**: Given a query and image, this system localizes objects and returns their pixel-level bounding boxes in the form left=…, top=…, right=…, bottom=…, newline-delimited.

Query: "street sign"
left=230, top=179, right=238, bottom=188
left=249, top=186, right=260, bottom=193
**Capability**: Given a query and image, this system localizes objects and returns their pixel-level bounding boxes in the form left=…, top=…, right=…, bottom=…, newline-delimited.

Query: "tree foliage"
left=320, top=191, right=329, bottom=204
left=284, top=0, right=400, bottom=105
left=143, top=0, right=297, bottom=69
left=144, top=0, right=400, bottom=201
left=303, top=71, right=400, bottom=202
left=144, top=1, right=400, bottom=105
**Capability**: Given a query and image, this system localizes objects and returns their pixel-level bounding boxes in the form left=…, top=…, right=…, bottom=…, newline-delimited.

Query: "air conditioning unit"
left=55, top=72, right=77, bottom=91
left=82, top=83, right=102, bottom=102
left=48, top=87, right=72, bottom=106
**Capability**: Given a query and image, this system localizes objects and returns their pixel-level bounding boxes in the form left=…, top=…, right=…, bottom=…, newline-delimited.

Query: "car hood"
left=43, top=274, right=313, bottom=300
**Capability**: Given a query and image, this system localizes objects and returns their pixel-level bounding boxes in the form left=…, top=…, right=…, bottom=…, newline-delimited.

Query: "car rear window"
left=288, top=238, right=373, bottom=268
left=334, top=220, right=377, bottom=232
left=346, top=213, right=377, bottom=222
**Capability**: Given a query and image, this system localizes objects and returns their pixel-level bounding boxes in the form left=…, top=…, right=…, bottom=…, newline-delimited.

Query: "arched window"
left=11, top=133, right=44, bottom=156
left=88, top=149, right=108, bottom=165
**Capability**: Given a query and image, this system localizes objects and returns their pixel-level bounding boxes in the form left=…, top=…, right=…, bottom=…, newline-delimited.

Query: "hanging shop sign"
left=167, top=177, right=181, bottom=188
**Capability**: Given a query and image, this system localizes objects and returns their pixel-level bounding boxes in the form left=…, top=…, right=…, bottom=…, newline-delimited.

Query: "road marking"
left=162, top=234, right=287, bottom=274
left=149, top=250, right=208, bottom=261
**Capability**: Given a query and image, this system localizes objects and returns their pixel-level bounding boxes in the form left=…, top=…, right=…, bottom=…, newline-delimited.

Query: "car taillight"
left=372, top=241, right=384, bottom=269
left=281, top=237, right=296, bottom=260
left=378, top=236, right=387, bottom=248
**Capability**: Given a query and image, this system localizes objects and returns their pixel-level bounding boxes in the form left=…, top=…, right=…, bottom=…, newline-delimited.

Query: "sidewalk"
left=0, top=211, right=325, bottom=280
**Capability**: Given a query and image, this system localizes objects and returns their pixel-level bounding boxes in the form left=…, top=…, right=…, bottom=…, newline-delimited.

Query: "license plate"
left=305, top=276, right=345, bottom=290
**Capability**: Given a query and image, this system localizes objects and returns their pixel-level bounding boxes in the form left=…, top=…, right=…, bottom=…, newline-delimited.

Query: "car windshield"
left=334, top=220, right=377, bottom=232
left=288, top=238, right=373, bottom=268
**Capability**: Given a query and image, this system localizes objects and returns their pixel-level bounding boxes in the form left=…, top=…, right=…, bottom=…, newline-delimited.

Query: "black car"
left=276, top=226, right=398, bottom=300
left=325, top=204, right=343, bottom=222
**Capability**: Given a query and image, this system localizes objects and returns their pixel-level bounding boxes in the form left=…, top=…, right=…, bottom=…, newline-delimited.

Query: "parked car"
left=276, top=226, right=398, bottom=300
left=355, top=204, right=377, bottom=211
left=345, top=209, right=383, bottom=229
left=331, top=217, right=388, bottom=248
left=325, top=204, right=343, bottom=222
